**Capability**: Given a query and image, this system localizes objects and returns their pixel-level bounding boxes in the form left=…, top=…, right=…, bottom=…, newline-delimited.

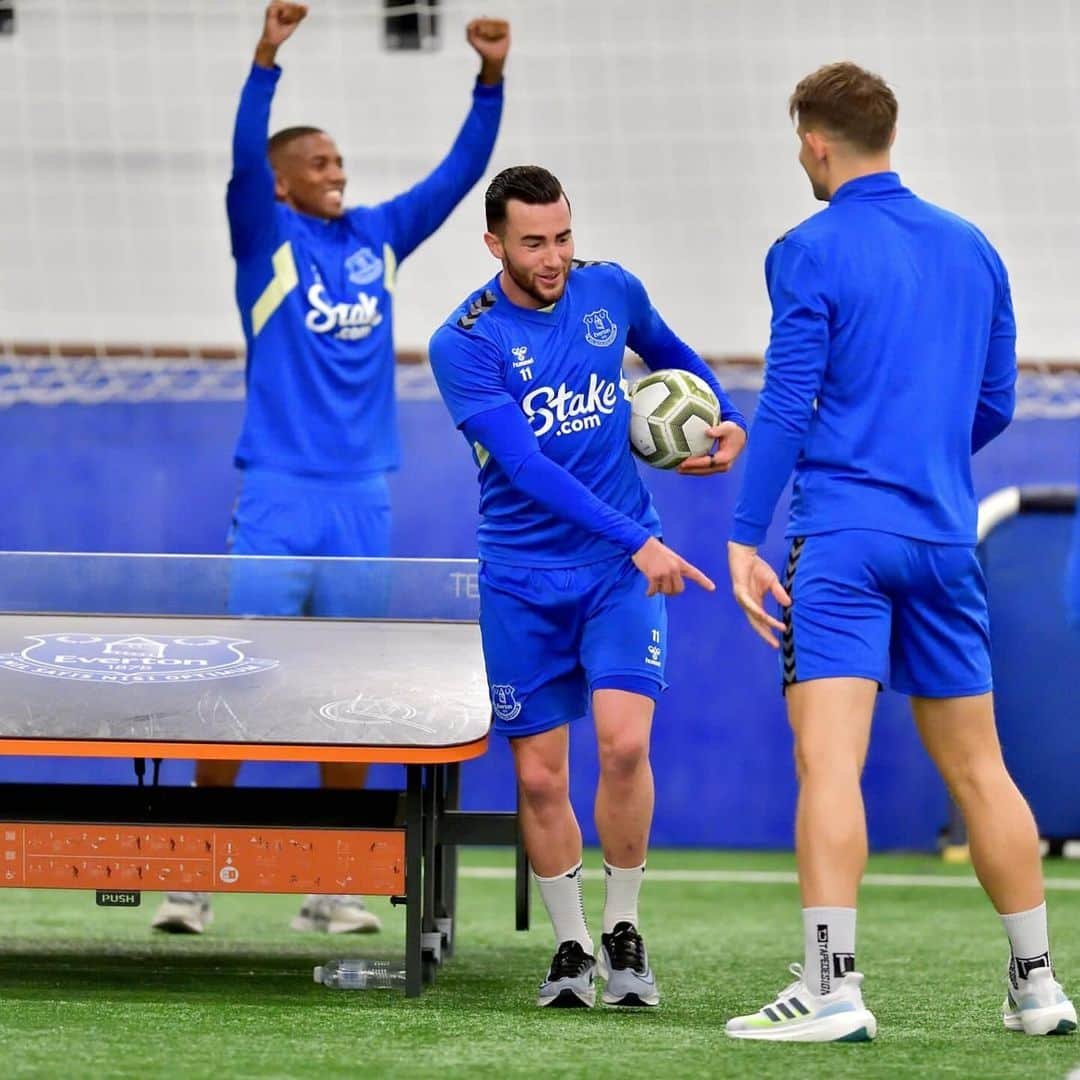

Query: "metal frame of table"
left=0, top=735, right=530, bottom=997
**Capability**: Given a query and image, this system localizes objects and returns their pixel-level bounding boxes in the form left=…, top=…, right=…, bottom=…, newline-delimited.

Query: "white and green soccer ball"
left=628, top=369, right=720, bottom=469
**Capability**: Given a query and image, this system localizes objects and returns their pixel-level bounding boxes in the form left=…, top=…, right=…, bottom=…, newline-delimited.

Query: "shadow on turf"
left=0, top=941, right=673, bottom=1023
left=0, top=941, right=393, bottom=1002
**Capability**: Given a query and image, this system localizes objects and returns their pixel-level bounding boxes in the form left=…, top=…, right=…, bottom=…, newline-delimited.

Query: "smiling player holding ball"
left=429, top=164, right=746, bottom=1008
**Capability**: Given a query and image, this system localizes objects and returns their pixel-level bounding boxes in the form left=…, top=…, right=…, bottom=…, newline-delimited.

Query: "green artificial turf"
left=1, top=850, right=1078, bottom=1079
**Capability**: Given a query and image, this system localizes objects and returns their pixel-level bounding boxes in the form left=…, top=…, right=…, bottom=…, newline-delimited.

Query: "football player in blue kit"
left=724, top=62, right=1075, bottom=1042
left=429, top=166, right=747, bottom=1008
left=152, top=1, right=509, bottom=936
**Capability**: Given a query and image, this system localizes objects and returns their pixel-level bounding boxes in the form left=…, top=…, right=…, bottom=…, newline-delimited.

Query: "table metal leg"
left=420, top=766, right=443, bottom=978
left=438, top=762, right=460, bottom=956
left=405, top=764, right=423, bottom=997
left=422, top=766, right=438, bottom=935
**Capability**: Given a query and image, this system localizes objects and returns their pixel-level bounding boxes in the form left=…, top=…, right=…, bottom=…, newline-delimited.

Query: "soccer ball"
left=628, top=369, right=720, bottom=469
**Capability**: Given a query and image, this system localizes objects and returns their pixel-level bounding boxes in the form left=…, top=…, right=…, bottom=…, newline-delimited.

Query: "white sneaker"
left=725, top=963, right=877, bottom=1042
left=1003, top=967, right=1077, bottom=1036
left=150, top=892, right=213, bottom=934
left=290, top=894, right=382, bottom=934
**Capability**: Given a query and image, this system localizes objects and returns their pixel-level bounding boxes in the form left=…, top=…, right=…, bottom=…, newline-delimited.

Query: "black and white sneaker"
left=537, top=940, right=597, bottom=1008
left=598, top=922, right=659, bottom=1007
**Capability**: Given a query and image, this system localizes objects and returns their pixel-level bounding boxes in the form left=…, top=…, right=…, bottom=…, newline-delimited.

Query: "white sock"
left=1002, top=902, right=1052, bottom=983
left=534, top=862, right=592, bottom=953
left=803, top=906, right=857, bottom=996
left=602, top=860, right=645, bottom=933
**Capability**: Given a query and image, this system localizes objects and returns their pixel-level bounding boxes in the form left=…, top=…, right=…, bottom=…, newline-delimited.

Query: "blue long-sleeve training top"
left=429, top=260, right=745, bottom=567
left=227, top=63, right=503, bottom=479
left=732, top=171, right=1017, bottom=547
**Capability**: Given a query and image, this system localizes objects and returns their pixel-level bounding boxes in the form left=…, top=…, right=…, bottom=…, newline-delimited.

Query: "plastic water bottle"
left=313, top=958, right=407, bottom=990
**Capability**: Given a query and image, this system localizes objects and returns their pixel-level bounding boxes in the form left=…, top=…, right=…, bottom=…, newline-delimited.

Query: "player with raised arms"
left=428, top=165, right=747, bottom=1008
left=151, top=1, right=509, bottom=937
left=724, top=62, right=1075, bottom=1042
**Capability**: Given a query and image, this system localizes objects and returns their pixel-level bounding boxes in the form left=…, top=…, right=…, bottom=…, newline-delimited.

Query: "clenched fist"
left=255, top=2, right=307, bottom=67
left=467, top=18, right=510, bottom=85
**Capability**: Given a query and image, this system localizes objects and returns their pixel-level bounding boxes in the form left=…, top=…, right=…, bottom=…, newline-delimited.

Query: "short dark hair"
left=267, top=125, right=326, bottom=167
left=485, top=165, right=568, bottom=233
left=789, top=62, right=897, bottom=153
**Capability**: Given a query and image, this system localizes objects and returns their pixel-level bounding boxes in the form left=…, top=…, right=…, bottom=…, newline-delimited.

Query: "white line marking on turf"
left=461, top=867, right=1080, bottom=891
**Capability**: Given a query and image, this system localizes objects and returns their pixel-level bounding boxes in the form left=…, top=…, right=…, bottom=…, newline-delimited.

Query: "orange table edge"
left=0, top=734, right=490, bottom=764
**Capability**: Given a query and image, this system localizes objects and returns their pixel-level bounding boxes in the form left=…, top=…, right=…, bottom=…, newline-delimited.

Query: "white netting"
left=0, top=350, right=472, bottom=405
left=0, top=355, right=245, bottom=406
left=0, top=352, right=444, bottom=406
left=1015, top=366, right=1080, bottom=421
left=2, top=0, right=1080, bottom=358
left=1, top=351, right=1077, bottom=417
left=0, top=353, right=753, bottom=406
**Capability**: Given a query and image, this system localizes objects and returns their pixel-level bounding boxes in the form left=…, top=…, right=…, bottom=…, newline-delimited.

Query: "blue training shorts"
left=479, top=554, right=668, bottom=739
left=227, top=468, right=391, bottom=618
left=780, top=529, right=992, bottom=698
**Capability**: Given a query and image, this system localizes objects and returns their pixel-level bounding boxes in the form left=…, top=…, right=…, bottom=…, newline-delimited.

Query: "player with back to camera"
left=151, top=1, right=509, bottom=936
left=724, top=61, right=1076, bottom=1042
left=428, top=165, right=747, bottom=1008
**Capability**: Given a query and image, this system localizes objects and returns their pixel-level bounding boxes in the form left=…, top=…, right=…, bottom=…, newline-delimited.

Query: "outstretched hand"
left=633, top=537, right=716, bottom=598
left=467, top=18, right=511, bottom=84
left=676, top=421, right=747, bottom=476
left=727, top=541, right=791, bottom=648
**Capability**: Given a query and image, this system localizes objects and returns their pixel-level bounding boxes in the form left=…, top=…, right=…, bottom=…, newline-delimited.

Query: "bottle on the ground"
left=313, top=958, right=406, bottom=990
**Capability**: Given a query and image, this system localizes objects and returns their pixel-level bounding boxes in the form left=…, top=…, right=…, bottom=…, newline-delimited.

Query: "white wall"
left=2, top=0, right=1079, bottom=357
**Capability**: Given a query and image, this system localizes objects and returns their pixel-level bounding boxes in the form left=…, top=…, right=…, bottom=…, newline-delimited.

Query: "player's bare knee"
left=597, top=730, right=649, bottom=783
left=938, top=752, right=1009, bottom=807
left=516, top=754, right=570, bottom=810
left=792, top=737, right=859, bottom=785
